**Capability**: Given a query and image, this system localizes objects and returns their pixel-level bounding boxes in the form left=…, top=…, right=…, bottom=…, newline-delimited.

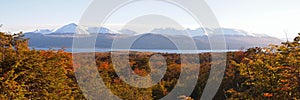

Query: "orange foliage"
left=133, top=68, right=147, bottom=76
left=263, top=93, right=273, bottom=97
left=99, top=62, right=109, bottom=69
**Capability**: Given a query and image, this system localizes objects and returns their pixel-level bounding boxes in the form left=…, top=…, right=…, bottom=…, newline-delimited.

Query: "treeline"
left=0, top=32, right=85, bottom=99
left=224, top=33, right=300, bottom=99
left=0, top=32, right=300, bottom=99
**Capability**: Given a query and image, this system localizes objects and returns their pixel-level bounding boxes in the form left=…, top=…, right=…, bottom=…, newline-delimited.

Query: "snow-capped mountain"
left=151, top=28, right=188, bottom=36
left=252, top=33, right=271, bottom=37
left=32, top=29, right=53, bottom=34
left=150, top=28, right=269, bottom=37
left=186, top=28, right=207, bottom=37
left=87, top=27, right=114, bottom=34
left=24, top=23, right=281, bottom=50
left=151, top=28, right=207, bottom=37
left=53, top=23, right=78, bottom=34
left=26, top=23, right=115, bottom=34
left=119, top=29, right=138, bottom=35
left=26, top=23, right=271, bottom=38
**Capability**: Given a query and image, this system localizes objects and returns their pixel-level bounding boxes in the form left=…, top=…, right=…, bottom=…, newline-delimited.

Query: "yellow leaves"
left=229, top=41, right=300, bottom=98
left=266, top=66, right=276, bottom=71
left=256, top=59, right=263, bottom=64
left=226, top=88, right=236, bottom=93
left=0, top=46, right=77, bottom=99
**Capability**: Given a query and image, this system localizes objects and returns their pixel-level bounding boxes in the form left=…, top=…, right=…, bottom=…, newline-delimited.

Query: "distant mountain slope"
left=24, top=33, right=281, bottom=50
left=24, top=23, right=281, bottom=50
left=31, top=29, right=53, bottom=34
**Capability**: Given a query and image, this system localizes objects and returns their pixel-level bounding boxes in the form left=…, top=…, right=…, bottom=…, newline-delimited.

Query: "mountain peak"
left=53, top=23, right=78, bottom=34
left=25, top=23, right=118, bottom=35
left=68, top=23, right=77, bottom=25
left=87, top=27, right=113, bottom=34
left=32, top=29, right=52, bottom=34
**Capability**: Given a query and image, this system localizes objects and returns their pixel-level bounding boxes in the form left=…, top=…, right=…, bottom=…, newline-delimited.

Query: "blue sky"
left=0, top=0, right=300, bottom=39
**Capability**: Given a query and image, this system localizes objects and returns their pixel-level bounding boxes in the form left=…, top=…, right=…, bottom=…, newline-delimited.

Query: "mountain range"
left=24, top=23, right=282, bottom=50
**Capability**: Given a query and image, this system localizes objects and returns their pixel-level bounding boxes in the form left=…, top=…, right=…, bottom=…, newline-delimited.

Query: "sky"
left=0, top=0, right=300, bottom=39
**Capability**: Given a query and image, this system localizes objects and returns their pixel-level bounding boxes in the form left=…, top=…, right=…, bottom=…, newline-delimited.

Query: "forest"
left=0, top=31, right=299, bottom=99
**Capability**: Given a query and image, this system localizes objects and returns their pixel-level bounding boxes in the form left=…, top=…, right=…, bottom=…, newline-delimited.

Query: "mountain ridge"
left=25, top=23, right=273, bottom=38
left=24, top=23, right=281, bottom=50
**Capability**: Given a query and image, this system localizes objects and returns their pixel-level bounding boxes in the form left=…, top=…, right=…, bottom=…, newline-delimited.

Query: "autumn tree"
left=0, top=32, right=84, bottom=99
left=226, top=33, right=300, bottom=99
